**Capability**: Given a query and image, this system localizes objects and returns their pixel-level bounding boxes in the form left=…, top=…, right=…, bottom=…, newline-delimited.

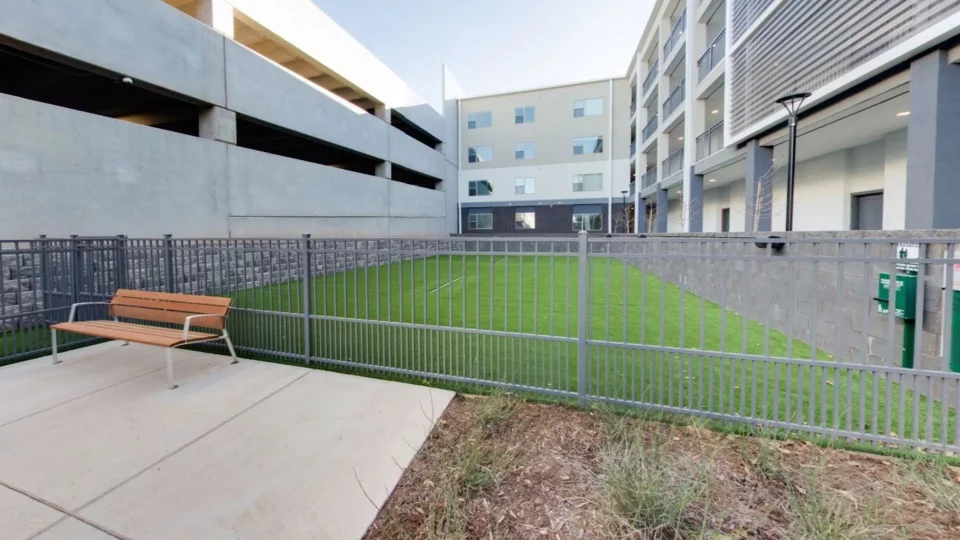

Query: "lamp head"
left=775, top=92, right=812, bottom=118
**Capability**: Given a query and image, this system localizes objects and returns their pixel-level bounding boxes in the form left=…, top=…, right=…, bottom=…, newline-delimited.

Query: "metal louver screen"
left=729, top=0, right=960, bottom=136
left=732, top=0, right=776, bottom=42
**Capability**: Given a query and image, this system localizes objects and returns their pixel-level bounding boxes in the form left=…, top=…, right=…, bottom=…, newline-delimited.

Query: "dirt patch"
left=365, top=395, right=960, bottom=539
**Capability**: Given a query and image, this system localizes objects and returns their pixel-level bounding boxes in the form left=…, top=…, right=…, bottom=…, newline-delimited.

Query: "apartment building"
left=631, top=0, right=960, bottom=233
left=459, top=79, right=634, bottom=234
left=0, top=0, right=459, bottom=238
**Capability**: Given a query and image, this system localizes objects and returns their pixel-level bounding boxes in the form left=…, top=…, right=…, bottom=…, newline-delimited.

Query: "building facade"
left=0, top=0, right=460, bottom=238
left=458, top=79, right=634, bottom=235
left=460, top=0, right=960, bottom=234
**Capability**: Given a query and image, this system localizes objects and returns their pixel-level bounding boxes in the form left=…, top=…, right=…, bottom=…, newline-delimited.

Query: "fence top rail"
left=593, top=236, right=960, bottom=245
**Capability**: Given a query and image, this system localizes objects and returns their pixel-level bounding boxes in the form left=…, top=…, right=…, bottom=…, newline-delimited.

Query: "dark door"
left=852, top=192, right=883, bottom=230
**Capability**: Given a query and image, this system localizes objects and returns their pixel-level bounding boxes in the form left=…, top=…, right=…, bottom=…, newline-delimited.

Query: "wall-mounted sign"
left=896, top=242, right=919, bottom=272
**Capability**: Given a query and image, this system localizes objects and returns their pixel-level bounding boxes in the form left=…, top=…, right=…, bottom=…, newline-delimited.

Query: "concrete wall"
left=0, top=93, right=230, bottom=238
left=0, top=94, right=446, bottom=238
left=0, top=0, right=226, bottom=106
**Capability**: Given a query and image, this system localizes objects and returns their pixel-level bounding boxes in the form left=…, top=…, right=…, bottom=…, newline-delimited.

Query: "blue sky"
left=312, top=0, right=654, bottom=109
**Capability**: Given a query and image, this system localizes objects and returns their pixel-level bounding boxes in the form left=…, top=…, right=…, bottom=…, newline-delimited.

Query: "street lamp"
left=620, top=190, right=629, bottom=233
left=775, top=92, right=811, bottom=232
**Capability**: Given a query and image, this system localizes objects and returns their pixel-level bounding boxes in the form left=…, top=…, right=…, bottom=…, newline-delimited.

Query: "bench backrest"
left=108, top=289, right=232, bottom=329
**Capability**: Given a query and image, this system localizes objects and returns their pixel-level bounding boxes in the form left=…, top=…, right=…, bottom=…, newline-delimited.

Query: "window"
left=572, top=205, right=603, bottom=232
left=515, top=106, right=535, bottom=124
left=721, top=208, right=730, bottom=232
left=467, top=146, right=493, bottom=163
left=515, top=177, right=535, bottom=194
left=515, top=142, right=535, bottom=160
left=467, top=180, right=493, bottom=196
left=467, top=210, right=493, bottom=230
left=573, top=173, right=603, bottom=192
left=467, top=111, right=492, bottom=129
left=573, top=98, right=603, bottom=117
left=515, top=207, right=536, bottom=230
left=573, top=136, right=603, bottom=155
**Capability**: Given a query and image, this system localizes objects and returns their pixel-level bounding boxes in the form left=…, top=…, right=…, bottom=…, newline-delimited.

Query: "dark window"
left=515, top=207, right=536, bottom=229
left=852, top=191, right=883, bottom=230
left=468, top=180, right=492, bottom=196
left=572, top=204, right=603, bottom=232
left=721, top=207, right=730, bottom=232
left=467, top=209, right=493, bottom=230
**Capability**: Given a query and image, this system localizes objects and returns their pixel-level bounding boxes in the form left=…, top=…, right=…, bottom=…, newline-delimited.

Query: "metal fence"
left=2, top=234, right=959, bottom=454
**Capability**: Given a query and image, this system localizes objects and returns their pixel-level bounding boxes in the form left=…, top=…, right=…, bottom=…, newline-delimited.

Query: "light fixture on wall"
left=708, top=178, right=716, bottom=183
left=711, top=109, right=719, bottom=114
left=678, top=136, right=684, bottom=140
left=896, top=111, right=910, bottom=117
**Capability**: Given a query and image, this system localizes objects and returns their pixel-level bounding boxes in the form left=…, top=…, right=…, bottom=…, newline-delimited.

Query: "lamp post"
left=775, top=92, right=811, bottom=232
left=620, top=190, right=629, bottom=233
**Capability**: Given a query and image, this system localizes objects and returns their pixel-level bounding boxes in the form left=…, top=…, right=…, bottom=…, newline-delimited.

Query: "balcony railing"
left=630, top=139, right=637, bottom=157
left=642, top=114, right=658, bottom=141
left=662, top=79, right=685, bottom=118
left=642, top=59, right=659, bottom=95
left=663, top=9, right=686, bottom=59
left=641, top=166, right=658, bottom=188
left=696, top=120, right=724, bottom=161
left=629, top=180, right=636, bottom=197
left=697, top=29, right=726, bottom=83
left=630, top=100, right=637, bottom=116
left=662, top=149, right=683, bottom=178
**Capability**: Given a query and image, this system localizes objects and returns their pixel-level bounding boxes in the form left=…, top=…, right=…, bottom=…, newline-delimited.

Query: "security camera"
left=121, top=77, right=133, bottom=85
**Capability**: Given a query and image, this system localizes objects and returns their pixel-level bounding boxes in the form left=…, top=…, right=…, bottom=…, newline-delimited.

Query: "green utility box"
left=877, top=273, right=917, bottom=320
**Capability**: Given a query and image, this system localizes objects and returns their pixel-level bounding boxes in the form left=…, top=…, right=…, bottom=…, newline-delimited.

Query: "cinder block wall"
left=629, top=230, right=960, bottom=374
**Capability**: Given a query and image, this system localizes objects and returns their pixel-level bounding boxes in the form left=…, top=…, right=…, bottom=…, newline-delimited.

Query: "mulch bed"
left=365, top=395, right=960, bottom=539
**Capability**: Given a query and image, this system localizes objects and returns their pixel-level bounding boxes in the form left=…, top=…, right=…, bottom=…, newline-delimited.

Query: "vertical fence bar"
left=38, top=236, right=51, bottom=324
left=163, top=234, right=175, bottom=293
left=577, top=231, right=588, bottom=407
left=302, top=233, right=312, bottom=364
left=115, top=235, right=127, bottom=291
left=70, top=235, right=81, bottom=305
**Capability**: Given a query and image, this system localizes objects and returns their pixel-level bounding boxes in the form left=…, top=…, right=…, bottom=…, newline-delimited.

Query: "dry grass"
left=366, top=396, right=960, bottom=539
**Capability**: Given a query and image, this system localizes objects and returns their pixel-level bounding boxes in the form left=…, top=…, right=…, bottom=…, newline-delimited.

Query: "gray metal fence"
left=2, top=233, right=959, bottom=454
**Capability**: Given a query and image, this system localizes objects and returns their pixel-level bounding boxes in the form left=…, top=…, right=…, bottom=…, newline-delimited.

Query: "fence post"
left=162, top=234, right=175, bottom=293
left=301, top=233, right=312, bottom=364
left=577, top=230, right=588, bottom=407
left=70, top=234, right=82, bottom=306
left=37, top=235, right=51, bottom=322
left=115, top=235, right=127, bottom=291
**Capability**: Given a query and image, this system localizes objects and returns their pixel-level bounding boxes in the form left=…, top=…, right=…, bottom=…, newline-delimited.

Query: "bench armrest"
left=182, top=314, right=226, bottom=340
left=68, top=302, right=111, bottom=323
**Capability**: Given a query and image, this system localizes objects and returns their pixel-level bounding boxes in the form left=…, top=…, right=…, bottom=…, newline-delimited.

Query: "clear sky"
left=312, top=0, right=654, bottom=109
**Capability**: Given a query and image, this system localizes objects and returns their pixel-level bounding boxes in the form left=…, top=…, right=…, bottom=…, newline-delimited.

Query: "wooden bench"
left=50, top=289, right=238, bottom=389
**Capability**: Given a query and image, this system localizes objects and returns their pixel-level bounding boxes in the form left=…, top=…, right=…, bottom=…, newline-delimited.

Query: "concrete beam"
left=744, top=139, right=773, bottom=232
left=375, top=161, right=391, bottom=179
left=638, top=198, right=649, bottom=233
left=196, top=0, right=234, bottom=39
left=905, top=50, right=960, bottom=229
left=199, top=106, right=237, bottom=144
left=375, top=105, right=391, bottom=123
left=686, top=168, right=703, bottom=232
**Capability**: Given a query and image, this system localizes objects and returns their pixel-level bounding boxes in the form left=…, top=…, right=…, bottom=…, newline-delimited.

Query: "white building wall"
left=882, top=129, right=908, bottom=230
left=460, top=160, right=631, bottom=205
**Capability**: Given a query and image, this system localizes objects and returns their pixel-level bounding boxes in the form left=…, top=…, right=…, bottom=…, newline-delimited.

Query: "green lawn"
left=226, top=254, right=956, bottom=448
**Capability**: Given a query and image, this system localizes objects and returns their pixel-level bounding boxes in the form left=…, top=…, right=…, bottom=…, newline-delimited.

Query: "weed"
left=474, top=392, right=517, bottom=432
left=597, top=416, right=713, bottom=539
left=900, top=458, right=960, bottom=514
left=788, top=472, right=891, bottom=540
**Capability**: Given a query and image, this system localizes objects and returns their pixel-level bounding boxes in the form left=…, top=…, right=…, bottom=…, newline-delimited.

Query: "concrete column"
left=744, top=139, right=773, bottom=232
left=686, top=168, right=703, bottom=232
left=196, top=0, right=234, bottom=38
left=375, top=105, right=391, bottom=123
left=656, top=188, right=669, bottom=233
left=638, top=197, right=649, bottom=233
left=199, top=106, right=236, bottom=144
left=905, top=50, right=960, bottom=229
left=376, top=161, right=392, bottom=179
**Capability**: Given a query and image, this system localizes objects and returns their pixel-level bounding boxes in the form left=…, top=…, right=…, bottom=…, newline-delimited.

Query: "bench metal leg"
left=166, top=348, right=177, bottom=390
left=51, top=329, right=59, bottom=364
left=223, top=330, right=239, bottom=364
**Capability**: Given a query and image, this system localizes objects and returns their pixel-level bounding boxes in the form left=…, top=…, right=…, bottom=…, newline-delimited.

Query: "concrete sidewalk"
left=0, top=342, right=454, bottom=540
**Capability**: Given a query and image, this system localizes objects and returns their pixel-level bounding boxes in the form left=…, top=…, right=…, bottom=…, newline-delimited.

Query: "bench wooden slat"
left=51, top=321, right=217, bottom=347
left=109, top=295, right=230, bottom=317
left=113, top=289, right=232, bottom=307
left=108, top=306, right=226, bottom=329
